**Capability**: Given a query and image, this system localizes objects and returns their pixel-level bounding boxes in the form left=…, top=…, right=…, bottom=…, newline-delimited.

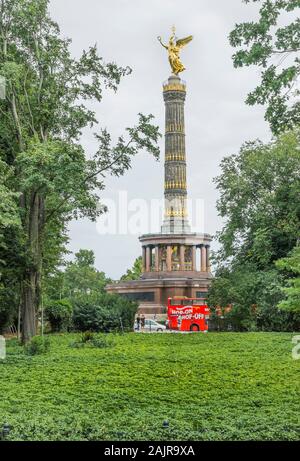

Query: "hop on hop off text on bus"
left=167, top=297, right=210, bottom=332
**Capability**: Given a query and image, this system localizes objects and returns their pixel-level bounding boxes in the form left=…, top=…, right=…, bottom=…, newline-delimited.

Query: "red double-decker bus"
left=167, top=297, right=210, bottom=332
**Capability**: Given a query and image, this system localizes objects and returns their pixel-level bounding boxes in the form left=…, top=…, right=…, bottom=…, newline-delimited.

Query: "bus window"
left=171, top=299, right=180, bottom=306
left=193, top=298, right=206, bottom=305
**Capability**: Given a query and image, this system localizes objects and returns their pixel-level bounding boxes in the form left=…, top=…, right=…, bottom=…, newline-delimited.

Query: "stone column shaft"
left=167, top=245, right=172, bottom=272
left=161, top=75, right=191, bottom=234
left=180, top=245, right=185, bottom=271
left=192, top=245, right=197, bottom=271
left=142, top=246, right=146, bottom=272
left=155, top=246, right=159, bottom=272
left=206, top=246, right=210, bottom=272
left=201, top=245, right=207, bottom=272
left=146, top=246, right=151, bottom=272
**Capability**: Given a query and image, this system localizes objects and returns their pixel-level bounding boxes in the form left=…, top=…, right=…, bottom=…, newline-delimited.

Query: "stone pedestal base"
left=106, top=272, right=212, bottom=315
left=106, top=231, right=213, bottom=316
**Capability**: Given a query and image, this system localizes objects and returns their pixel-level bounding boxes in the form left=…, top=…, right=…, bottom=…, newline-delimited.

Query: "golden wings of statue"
left=158, top=27, right=193, bottom=75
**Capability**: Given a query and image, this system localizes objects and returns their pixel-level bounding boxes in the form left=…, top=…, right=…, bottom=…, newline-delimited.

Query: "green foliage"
left=24, top=335, right=50, bottom=356
left=1, top=333, right=299, bottom=440
left=70, top=332, right=114, bottom=349
left=43, top=249, right=120, bottom=336
left=80, top=331, right=95, bottom=343
left=230, top=0, right=300, bottom=134
left=276, top=246, right=300, bottom=312
left=208, top=264, right=300, bottom=331
left=121, top=256, right=142, bottom=281
left=63, top=249, right=111, bottom=299
left=210, top=129, right=300, bottom=330
left=72, top=293, right=138, bottom=333
left=207, top=272, right=236, bottom=309
left=0, top=228, right=24, bottom=333
left=0, top=162, right=22, bottom=332
left=0, top=283, right=18, bottom=333
left=0, top=162, right=20, bottom=234
left=90, top=334, right=114, bottom=349
left=45, top=299, right=73, bottom=332
left=0, top=0, right=160, bottom=342
left=215, top=129, right=300, bottom=266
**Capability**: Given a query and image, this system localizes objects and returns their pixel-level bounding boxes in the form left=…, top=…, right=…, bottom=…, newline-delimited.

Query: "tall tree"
left=0, top=161, right=21, bottom=332
left=0, top=0, right=160, bottom=342
left=230, top=0, right=300, bottom=134
left=209, top=129, right=300, bottom=330
left=121, top=256, right=142, bottom=281
left=276, top=246, right=300, bottom=312
left=215, top=129, right=300, bottom=266
left=63, top=249, right=111, bottom=299
left=0, top=161, right=19, bottom=240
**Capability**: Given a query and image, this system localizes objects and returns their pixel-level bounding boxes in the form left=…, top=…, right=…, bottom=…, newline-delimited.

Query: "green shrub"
left=240, top=319, right=258, bottom=332
left=69, top=340, right=85, bottom=349
left=25, top=336, right=50, bottom=355
left=0, top=304, right=12, bottom=334
left=72, top=293, right=138, bottom=333
left=0, top=285, right=18, bottom=334
left=70, top=332, right=114, bottom=349
left=91, top=333, right=114, bottom=348
left=81, top=331, right=94, bottom=343
left=45, top=299, right=73, bottom=332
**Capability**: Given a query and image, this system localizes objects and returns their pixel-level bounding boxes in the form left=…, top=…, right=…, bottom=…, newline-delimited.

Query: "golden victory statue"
left=158, top=27, right=193, bottom=75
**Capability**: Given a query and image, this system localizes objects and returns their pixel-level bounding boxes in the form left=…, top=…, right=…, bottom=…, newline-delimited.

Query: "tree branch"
left=23, top=69, right=37, bottom=137
left=272, top=48, right=300, bottom=54
left=45, top=137, right=135, bottom=224
left=11, top=91, right=24, bottom=151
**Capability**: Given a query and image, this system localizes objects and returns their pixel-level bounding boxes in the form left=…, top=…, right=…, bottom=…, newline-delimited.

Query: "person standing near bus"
left=141, top=314, right=146, bottom=331
left=136, top=314, right=141, bottom=331
left=177, top=315, right=182, bottom=331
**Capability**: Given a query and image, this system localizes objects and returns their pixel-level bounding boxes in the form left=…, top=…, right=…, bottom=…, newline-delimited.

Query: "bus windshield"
left=169, top=298, right=207, bottom=306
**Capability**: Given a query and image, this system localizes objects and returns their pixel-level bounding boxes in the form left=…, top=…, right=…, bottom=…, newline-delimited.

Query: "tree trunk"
left=21, top=192, right=44, bottom=344
left=21, top=271, right=37, bottom=343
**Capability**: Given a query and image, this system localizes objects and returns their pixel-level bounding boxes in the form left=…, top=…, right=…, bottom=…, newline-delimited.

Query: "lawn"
left=0, top=332, right=299, bottom=441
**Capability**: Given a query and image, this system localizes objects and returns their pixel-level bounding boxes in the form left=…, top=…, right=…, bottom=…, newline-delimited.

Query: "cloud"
left=50, top=0, right=271, bottom=278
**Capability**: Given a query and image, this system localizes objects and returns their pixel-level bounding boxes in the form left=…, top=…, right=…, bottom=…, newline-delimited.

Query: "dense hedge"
left=72, top=293, right=138, bottom=332
left=45, top=299, right=73, bottom=332
left=208, top=307, right=300, bottom=332
left=0, top=285, right=18, bottom=334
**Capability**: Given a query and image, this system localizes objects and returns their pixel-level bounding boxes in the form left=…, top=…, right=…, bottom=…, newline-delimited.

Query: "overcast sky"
left=49, top=0, right=271, bottom=279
